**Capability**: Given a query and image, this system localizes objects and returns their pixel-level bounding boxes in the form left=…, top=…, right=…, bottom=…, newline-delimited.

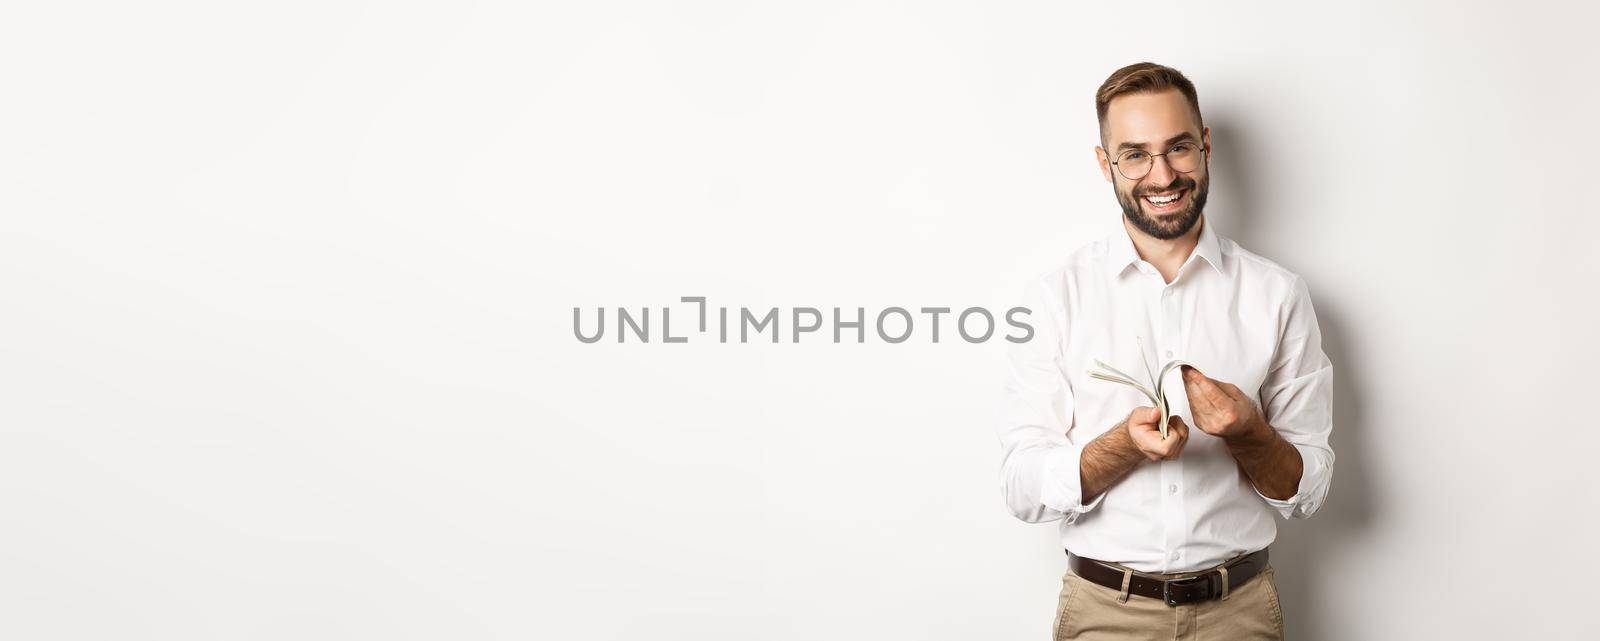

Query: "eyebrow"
left=1116, top=131, right=1198, bottom=153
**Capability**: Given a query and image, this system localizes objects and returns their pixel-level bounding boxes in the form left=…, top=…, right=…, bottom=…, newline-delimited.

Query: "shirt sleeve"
left=1252, top=275, right=1336, bottom=520
left=996, top=276, right=1107, bottom=524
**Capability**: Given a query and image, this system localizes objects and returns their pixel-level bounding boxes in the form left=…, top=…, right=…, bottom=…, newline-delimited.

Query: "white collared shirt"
left=997, top=217, right=1334, bottom=573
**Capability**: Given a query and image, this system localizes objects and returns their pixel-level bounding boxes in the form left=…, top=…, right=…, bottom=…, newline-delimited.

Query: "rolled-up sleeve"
left=997, top=276, right=1106, bottom=524
left=1253, top=275, right=1336, bottom=520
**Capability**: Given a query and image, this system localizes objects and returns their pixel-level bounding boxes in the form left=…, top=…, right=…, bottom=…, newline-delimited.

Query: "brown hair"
left=1095, top=62, right=1203, bottom=138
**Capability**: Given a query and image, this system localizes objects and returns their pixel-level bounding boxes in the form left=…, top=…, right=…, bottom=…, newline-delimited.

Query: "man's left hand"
left=1179, top=365, right=1269, bottom=442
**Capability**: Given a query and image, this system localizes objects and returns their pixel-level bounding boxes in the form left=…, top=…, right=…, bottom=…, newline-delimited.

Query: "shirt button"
left=1169, top=484, right=1178, bottom=494
left=1171, top=551, right=1181, bottom=561
left=1165, top=350, right=1173, bottom=358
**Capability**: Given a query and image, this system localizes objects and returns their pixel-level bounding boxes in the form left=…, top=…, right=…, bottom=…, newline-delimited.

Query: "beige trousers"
left=1052, top=561, right=1285, bottom=640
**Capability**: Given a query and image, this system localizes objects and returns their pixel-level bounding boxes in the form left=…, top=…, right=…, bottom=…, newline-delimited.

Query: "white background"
left=4, top=1, right=1598, bottom=639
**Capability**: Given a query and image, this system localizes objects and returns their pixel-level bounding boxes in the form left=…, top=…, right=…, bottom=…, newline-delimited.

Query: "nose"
left=1144, top=154, right=1177, bottom=188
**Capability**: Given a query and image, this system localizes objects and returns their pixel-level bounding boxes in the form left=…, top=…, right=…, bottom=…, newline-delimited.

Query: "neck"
left=1125, top=214, right=1203, bottom=284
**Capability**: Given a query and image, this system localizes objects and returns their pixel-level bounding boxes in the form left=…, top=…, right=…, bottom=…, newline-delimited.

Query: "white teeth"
left=1145, top=193, right=1181, bottom=204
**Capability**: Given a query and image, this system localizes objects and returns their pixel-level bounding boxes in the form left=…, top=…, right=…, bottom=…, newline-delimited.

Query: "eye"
left=1122, top=151, right=1148, bottom=162
left=1170, top=142, right=1197, bottom=154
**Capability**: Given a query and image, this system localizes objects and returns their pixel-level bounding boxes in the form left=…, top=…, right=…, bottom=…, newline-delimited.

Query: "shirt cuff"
left=1039, top=444, right=1107, bottom=524
left=1252, top=442, right=1320, bottom=519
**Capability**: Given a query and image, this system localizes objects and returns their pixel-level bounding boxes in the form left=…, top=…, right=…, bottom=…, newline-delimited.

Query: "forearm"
left=1079, top=419, right=1145, bottom=504
left=1225, top=418, right=1304, bottom=501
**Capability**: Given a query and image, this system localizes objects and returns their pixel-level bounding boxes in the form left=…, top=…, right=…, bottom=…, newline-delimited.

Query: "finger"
left=1181, top=365, right=1207, bottom=389
left=1131, top=430, right=1161, bottom=459
left=1184, top=384, right=1222, bottom=423
left=1186, top=368, right=1230, bottom=406
left=1157, top=433, right=1176, bottom=459
left=1182, top=365, right=1218, bottom=394
left=1129, top=406, right=1160, bottom=428
left=1180, top=367, right=1220, bottom=408
left=1134, top=429, right=1172, bottom=461
left=1168, top=415, right=1190, bottom=439
left=1152, top=430, right=1180, bottom=459
left=1165, top=418, right=1188, bottom=459
left=1159, top=416, right=1186, bottom=443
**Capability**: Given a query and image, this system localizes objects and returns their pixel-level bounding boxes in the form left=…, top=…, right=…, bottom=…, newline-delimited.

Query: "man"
left=997, top=62, right=1334, bottom=640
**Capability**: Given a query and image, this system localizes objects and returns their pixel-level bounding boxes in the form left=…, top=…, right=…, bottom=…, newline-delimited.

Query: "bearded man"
left=997, top=62, right=1335, bottom=640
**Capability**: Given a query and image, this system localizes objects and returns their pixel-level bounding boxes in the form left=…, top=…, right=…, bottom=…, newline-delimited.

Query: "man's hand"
left=1180, top=365, right=1306, bottom=501
left=1079, top=406, right=1192, bottom=504
left=1180, top=365, right=1269, bottom=442
left=1125, top=406, right=1189, bottom=461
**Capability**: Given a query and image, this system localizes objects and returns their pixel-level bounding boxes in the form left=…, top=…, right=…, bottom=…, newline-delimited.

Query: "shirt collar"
left=1106, top=216, right=1226, bottom=278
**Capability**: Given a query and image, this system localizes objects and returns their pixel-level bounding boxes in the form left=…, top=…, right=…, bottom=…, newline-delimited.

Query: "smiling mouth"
left=1141, top=189, right=1187, bottom=212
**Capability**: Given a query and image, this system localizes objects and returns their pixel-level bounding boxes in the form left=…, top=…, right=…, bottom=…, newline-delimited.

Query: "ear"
left=1095, top=145, right=1114, bottom=183
left=1201, top=126, right=1212, bottom=165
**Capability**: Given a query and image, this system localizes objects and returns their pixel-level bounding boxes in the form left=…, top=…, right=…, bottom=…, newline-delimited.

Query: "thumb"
left=1131, top=407, right=1158, bottom=426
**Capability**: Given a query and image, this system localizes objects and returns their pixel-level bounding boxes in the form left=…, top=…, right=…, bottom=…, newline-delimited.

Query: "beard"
left=1116, top=171, right=1209, bottom=240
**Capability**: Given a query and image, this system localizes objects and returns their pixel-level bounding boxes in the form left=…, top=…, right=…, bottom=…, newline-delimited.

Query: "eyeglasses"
left=1110, top=141, right=1207, bottom=181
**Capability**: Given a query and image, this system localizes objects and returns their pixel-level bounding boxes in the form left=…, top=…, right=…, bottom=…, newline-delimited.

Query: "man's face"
left=1096, top=89, right=1211, bottom=240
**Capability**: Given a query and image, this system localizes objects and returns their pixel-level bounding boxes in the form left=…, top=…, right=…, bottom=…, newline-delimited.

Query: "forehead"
left=1102, top=88, right=1201, bottom=147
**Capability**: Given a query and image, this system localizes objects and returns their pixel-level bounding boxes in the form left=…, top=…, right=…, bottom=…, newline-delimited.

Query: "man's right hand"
left=1078, top=406, right=1193, bottom=505
left=1126, top=406, right=1189, bottom=461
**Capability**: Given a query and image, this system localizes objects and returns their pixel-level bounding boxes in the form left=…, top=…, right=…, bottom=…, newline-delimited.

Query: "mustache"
left=1133, top=176, right=1196, bottom=197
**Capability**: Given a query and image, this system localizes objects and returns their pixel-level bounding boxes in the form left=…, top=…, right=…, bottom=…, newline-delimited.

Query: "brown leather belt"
left=1067, top=548, right=1269, bottom=607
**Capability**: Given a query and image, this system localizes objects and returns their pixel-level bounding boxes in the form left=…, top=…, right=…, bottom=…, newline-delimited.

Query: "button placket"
left=1157, top=283, right=1187, bottom=571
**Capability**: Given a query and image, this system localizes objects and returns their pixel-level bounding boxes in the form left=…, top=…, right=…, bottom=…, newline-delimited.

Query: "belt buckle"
left=1162, top=575, right=1209, bottom=607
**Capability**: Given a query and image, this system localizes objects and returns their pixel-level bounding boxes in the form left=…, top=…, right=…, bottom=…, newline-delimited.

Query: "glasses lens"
left=1117, top=151, right=1151, bottom=180
left=1167, top=143, right=1201, bottom=173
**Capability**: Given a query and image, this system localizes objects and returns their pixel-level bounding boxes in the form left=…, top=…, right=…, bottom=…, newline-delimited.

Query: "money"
left=1088, top=336, right=1195, bottom=439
